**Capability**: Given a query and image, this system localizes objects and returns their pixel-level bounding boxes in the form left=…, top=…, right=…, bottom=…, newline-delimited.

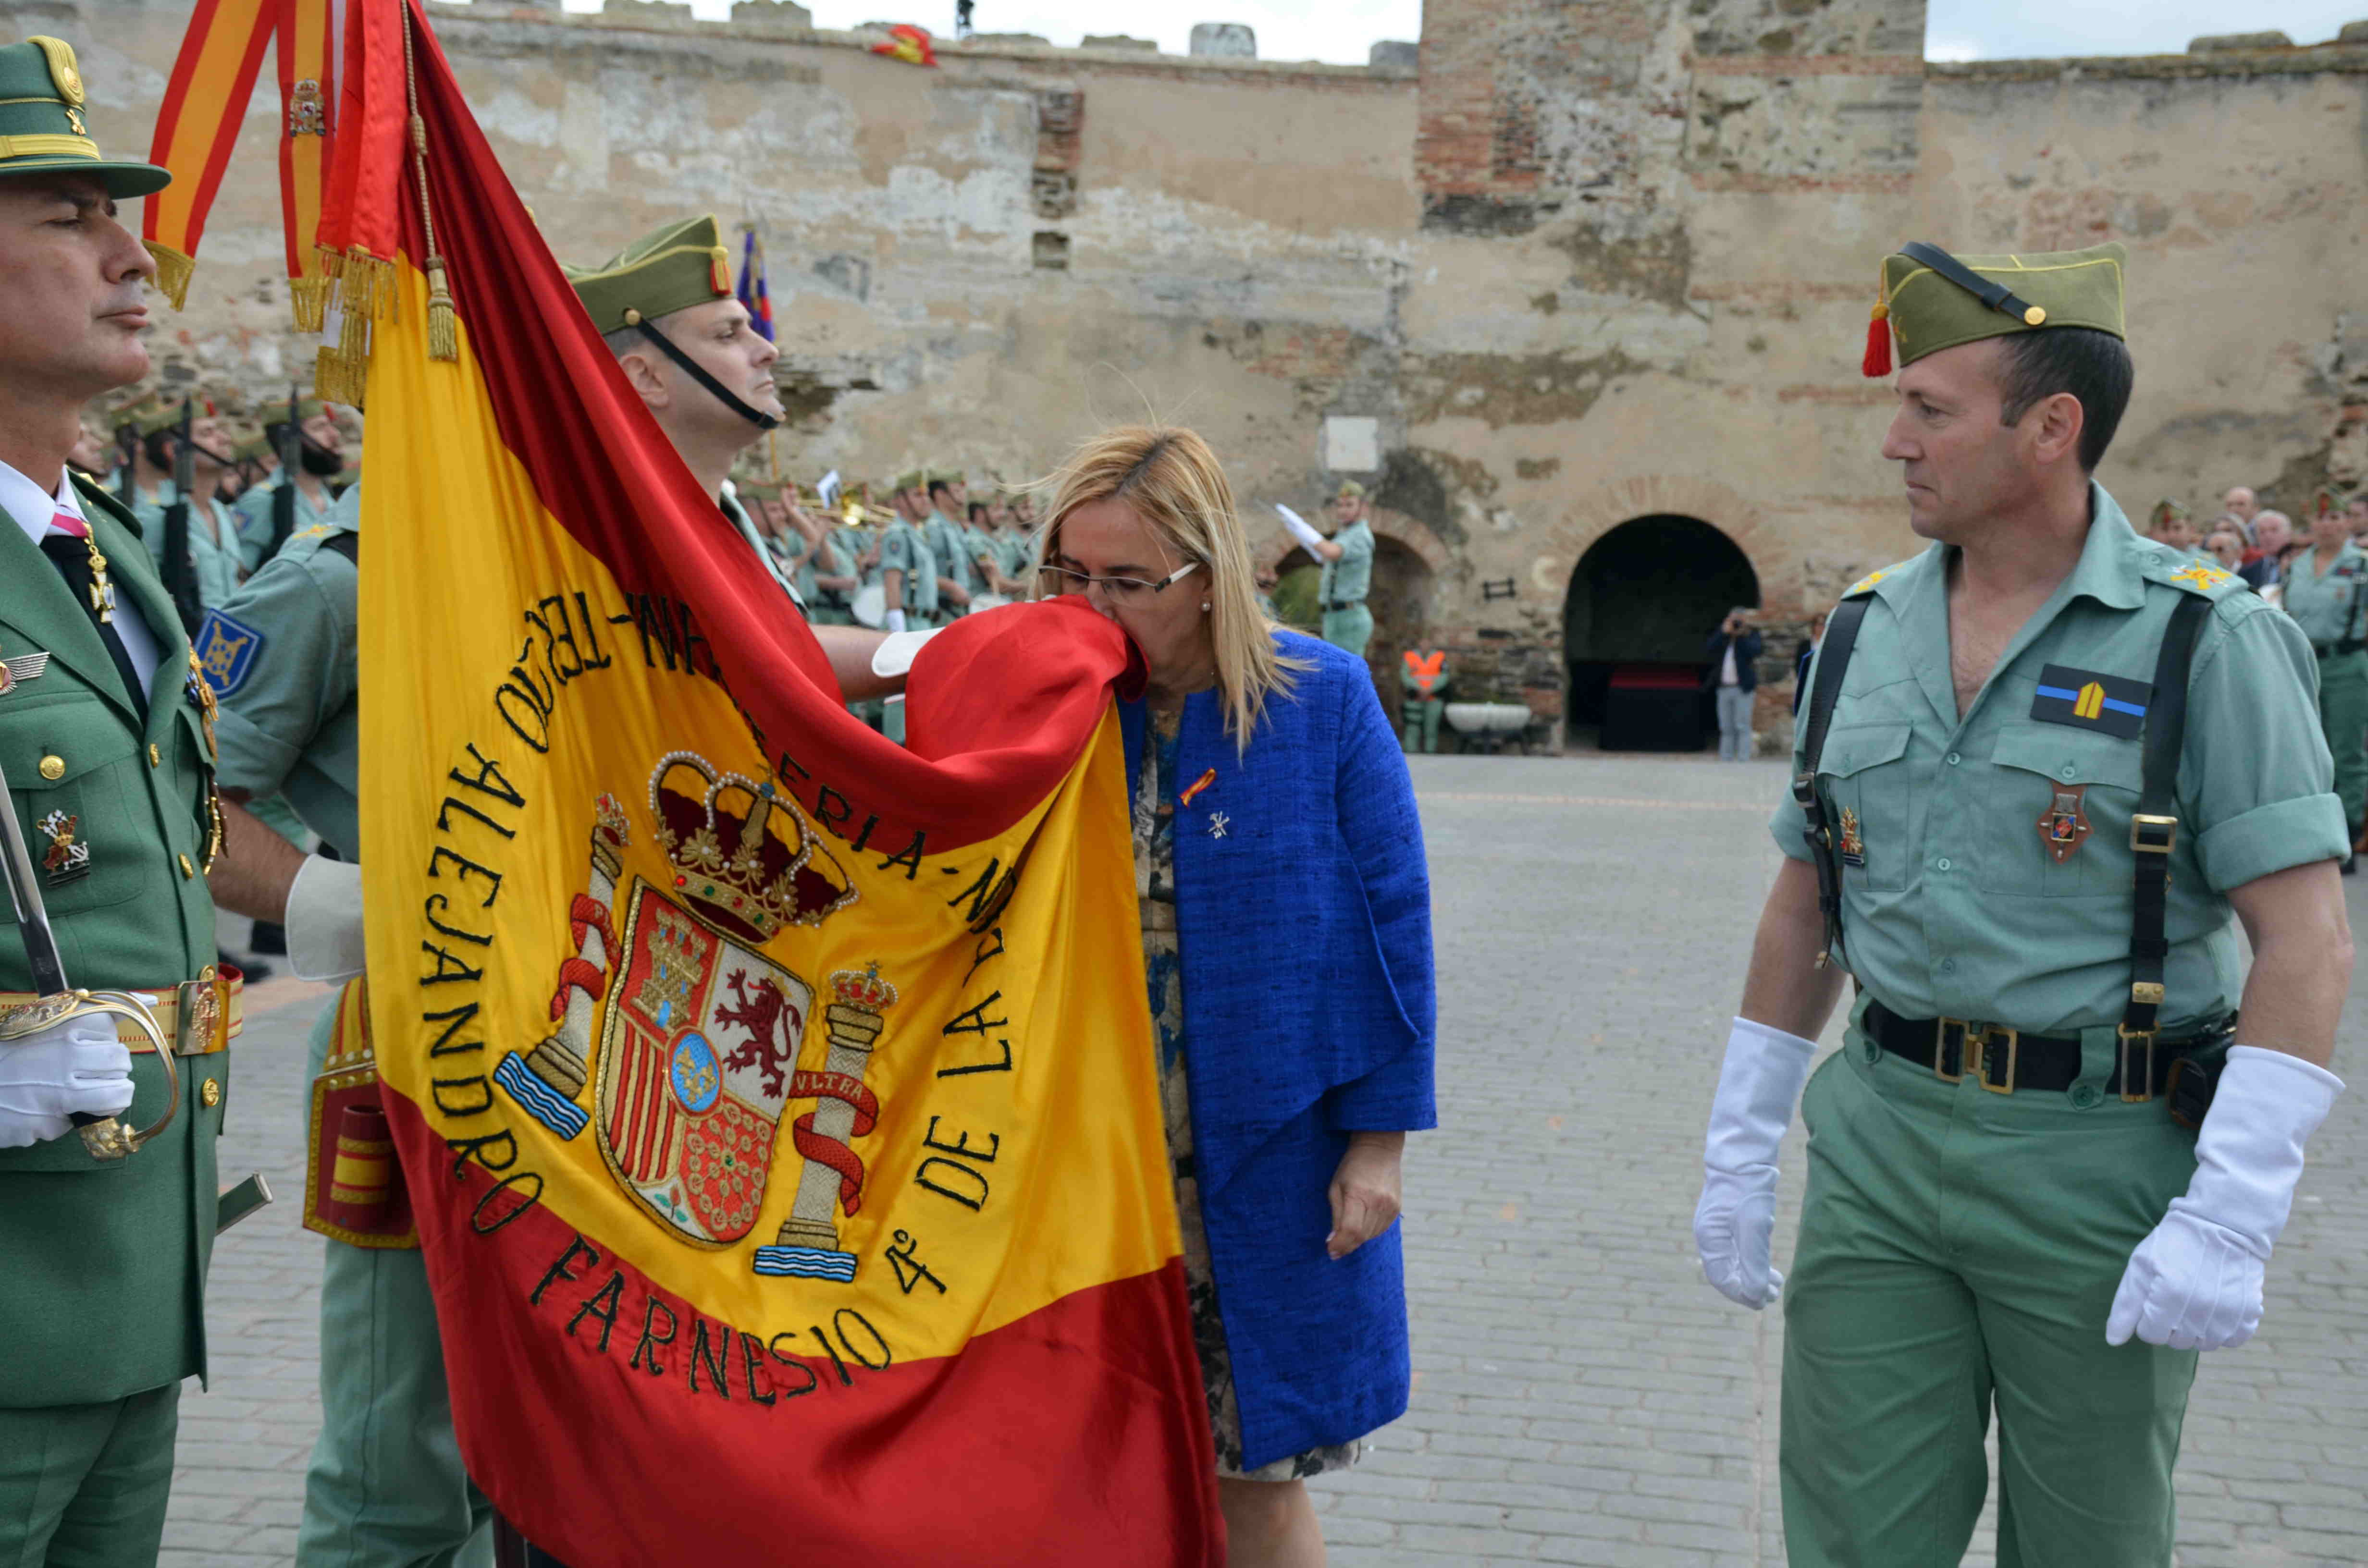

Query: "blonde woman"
left=1037, top=427, right=1436, bottom=1566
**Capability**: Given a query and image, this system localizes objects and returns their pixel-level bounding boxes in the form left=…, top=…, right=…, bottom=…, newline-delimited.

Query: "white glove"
left=870, top=626, right=945, bottom=680
left=0, top=1012, right=133, bottom=1149
left=1274, top=504, right=1326, bottom=552
left=885, top=608, right=907, bottom=635
left=2107, top=1046, right=2343, bottom=1351
left=286, top=854, right=367, bottom=984
left=1694, top=1017, right=1818, bottom=1309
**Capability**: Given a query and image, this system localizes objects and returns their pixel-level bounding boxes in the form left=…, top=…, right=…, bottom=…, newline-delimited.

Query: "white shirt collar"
left=0, top=457, right=81, bottom=549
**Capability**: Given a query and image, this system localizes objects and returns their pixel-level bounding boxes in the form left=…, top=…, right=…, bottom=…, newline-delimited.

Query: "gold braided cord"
left=145, top=240, right=195, bottom=310
left=401, top=5, right=457, bottom=362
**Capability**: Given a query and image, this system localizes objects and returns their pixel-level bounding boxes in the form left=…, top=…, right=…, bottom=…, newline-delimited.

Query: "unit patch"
left=193, top=609, right=265, bottom=699
left=2037, top=784, right=2091, bottom=864
left=2031, top=663, right=2149, bottom=740
left=1838, top=807, right=1865, bottom=867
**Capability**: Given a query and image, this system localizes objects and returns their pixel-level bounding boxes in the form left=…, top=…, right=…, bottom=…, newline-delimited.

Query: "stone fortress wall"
left=13, top=0, right=2366, bottom=746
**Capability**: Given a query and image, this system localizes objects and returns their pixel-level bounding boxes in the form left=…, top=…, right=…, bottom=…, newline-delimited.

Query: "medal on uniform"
left=2037, top=784, right=2090, bottom=864
left=36, top=809, right=90, bottom=885
left=1838, top=807, right=1865, bottom=867
left=82, top=539, right=114, bottom=624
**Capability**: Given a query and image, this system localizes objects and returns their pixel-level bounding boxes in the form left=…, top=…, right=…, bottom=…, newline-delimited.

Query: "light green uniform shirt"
left=921, top=511, right=975, bottom=599
left=720, top=493, right=805, bottom=613
left=133, top=481, right=244, bottom=611
left=229, top=475, right=333, bottom=575
left=1319, top=518, right=1376, bottom=608
left=876, top=517, right=940, bottom=619
left=2278, top=540, right=2368, bottom=649
left=1772, top=484, right=2347, bottom=1036
left=207, top=491, right=360, bottom=856
left=960, top=524, right=1004, bottom=591
left=995, top=527, right=1036, bottom=582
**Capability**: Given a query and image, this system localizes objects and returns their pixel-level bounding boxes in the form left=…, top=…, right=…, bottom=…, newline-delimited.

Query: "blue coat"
left=1120, top=631, right=1437, bottom=1470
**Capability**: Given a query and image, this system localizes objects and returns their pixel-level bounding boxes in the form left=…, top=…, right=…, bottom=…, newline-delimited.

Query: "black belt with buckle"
left=1324, top=598, right=1365, bottom=612
left=2315, top=639, right=2365, bottom=659
left=1864, top=998, right=2231, bottom=1112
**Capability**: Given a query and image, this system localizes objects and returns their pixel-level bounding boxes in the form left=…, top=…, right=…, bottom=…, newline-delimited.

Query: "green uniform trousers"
left=2314, top=648, right=2368, bottom=835
left=1782, top=1004, right=2208, bottom=1568
left=296, top=1004, right=493, bottom=1568
left=1320, top=603, right=1373, bottom=658
left=0, top=1383, right=178, bottom=1567
left=1402, top=697, right=1443, bottom=754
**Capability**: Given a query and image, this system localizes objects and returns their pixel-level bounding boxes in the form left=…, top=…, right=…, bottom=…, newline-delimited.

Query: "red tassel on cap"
left=1861, top=303, right=1893, bottom=378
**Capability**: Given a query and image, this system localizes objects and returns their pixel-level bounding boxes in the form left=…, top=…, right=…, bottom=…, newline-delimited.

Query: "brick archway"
left=1523, top=476, right=1779, bottom=610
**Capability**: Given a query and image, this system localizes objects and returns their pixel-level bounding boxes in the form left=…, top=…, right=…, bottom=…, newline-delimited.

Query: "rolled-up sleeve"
left=2184, top=595, right=2351, bottom=892
left=210, top=558, right=352, bottom=800
left=1323, top=661, right=1437, bottom=1133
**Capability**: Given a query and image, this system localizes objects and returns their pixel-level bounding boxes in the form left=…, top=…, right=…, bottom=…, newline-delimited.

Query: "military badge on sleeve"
left=2037, top=784, right=2091, bottom=864
left=192, top=610, right=264, bottom=700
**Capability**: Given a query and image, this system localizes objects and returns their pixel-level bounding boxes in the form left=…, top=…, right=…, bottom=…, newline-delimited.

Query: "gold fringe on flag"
left=290, top=275, right=333, bottom=333
left=403, top=6, right=456, bottom=363
left=424, top=257, right=457, bottom=362
left=145, top=242, right=196, bottom=311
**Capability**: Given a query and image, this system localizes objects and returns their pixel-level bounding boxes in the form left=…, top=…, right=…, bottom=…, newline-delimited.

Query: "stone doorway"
left=1562, top=514, right=1759, bottom=752
left=1267, top=536, right=1435, bottom=727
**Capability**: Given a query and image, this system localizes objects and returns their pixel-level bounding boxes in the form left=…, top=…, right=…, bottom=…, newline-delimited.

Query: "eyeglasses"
left=1036, top=560, right=1202, bottom=602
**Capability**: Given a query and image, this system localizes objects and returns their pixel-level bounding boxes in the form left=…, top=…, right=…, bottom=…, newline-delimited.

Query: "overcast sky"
left=569, top=0, right=2368, bottom=65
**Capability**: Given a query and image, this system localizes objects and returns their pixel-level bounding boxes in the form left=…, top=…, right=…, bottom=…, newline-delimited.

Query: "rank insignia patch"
left=1838, top=807, right=1865, bottom=867
left=2031, top=663, right=2149, bottom=740
left=2037, top=784, right=2091, bottom=865
left=193, top=610, right=264, bottom=699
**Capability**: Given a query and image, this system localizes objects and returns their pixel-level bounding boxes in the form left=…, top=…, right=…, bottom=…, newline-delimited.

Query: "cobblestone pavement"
left=165, top=754, right=2368, bottom=1567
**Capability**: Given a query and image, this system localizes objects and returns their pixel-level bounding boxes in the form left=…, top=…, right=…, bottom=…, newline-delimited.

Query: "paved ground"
left=164, top=754, right=2368, bottom=1567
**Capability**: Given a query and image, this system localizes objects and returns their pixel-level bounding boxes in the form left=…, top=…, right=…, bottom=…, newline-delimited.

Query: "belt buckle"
left=1968, top=1024, right=2019, bottom=1094
left=2118, top=1025, right=2157, bottom=1103
left=1933, top=1017, right=1968, bottom=1084
left=174, top=965, right=223, bottom=1057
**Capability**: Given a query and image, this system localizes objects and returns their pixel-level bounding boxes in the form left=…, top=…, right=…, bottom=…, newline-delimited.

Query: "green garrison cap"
left=928, top=469, right=965, bottom=487
left=0, top=37, right=171, bottom=199
left=1865, top=242, right=2127, bottom=377
left=114, top=392, right=213, bottom=438
left=2149, top=498, right=2190, bottom=529
left=564, top=214, right=734, bottom=336
left=1334, top=479, right=1366, bottom=500
left=893, top=469, right=926, bottom=493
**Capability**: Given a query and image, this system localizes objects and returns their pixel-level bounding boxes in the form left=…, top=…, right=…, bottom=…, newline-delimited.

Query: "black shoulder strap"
left=160, top=500, right=202, bottom=636
left=2119, top=592, right=2214, bottom=1086
left=1793, top=594, right=1874, bottom=969
left=321, top=530, right=359, bottom=566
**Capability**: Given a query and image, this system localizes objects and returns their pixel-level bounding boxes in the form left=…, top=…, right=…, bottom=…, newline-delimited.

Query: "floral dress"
left=1134, top=704, right=1361, bottom=1482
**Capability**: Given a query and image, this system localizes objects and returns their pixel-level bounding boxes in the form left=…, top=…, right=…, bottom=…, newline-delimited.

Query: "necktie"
left=38, top=522, right=148, bottom=722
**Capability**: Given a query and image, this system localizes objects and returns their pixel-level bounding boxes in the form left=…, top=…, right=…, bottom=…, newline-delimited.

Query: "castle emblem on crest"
left=491, top=753, right=856, bottom=1148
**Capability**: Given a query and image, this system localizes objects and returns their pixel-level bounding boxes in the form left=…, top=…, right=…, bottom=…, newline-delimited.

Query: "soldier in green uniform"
left=921, top=472, right=977, bottom=618
left=2280, top=485, right=2368, bottom=870
left=229, top=397, right=343, bottom=574
left=879, top=469, right=943, bottom=633
left=1279, top=480, right=1377, bottom=655
left=1693, top=241, right=2355, bottom=1567
left=120, top=396, right=246, bottom=621
left=0, top=39, right=270, bottom=1563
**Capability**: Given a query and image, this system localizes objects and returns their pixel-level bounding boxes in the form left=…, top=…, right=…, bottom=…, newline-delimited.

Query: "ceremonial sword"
left=0, top=754, right=174, bottom=1160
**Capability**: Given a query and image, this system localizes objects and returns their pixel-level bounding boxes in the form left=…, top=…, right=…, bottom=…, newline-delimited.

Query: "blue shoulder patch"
left=193, top=609, right=266, bottom=698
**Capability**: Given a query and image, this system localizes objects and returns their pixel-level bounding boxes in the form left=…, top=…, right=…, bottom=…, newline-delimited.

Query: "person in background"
left=1276, top=481, right=1378, bottom=657
left=2346, top=490, right=2368, bottom=545
left=231, top=398, right=343, bottom=573
left=2241, top=509, right=2292, bottom=591
left=1705, top=605, right=1762, bottom=760
left=2203, top=525, right=2248, bottom=574
left=2279, top=488, right=2368, bottom=872
left=64, top=417, right=110, bottom=480
left=922, top=471, right=977, bottom=618
left=1037, top=424, right=1432, bottom=1568
left=2145, top=498, right=2195, bottom=554
left=123, top=396, right=245, bottom=622
left=2223, top=484, right=2259, bottom=534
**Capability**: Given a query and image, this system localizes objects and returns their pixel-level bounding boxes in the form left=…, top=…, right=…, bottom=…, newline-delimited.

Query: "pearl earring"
left=1201, top=600, right=1211, bottom=612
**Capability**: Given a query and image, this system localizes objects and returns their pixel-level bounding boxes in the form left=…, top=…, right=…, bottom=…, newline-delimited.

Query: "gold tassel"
left=290, top=274, right=332, bottom=334
left=145, top=242, right=195, bottom=311
left=424, top=257, right=457, bottom=362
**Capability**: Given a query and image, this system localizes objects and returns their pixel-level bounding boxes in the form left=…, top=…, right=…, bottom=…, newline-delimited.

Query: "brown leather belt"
left=0, top=965, right=242, bottom=1057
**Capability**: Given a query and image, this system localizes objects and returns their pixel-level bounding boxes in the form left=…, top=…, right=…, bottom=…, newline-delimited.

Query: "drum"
left=851, top=584, right=887, bottom=629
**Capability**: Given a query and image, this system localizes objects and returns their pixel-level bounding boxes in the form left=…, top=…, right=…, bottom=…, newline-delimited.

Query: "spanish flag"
left=292, top=2, right=1219, bottom=1559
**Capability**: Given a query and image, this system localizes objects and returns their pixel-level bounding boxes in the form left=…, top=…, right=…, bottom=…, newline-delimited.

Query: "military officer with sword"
left=0, top=38, right=287, bottom=1562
